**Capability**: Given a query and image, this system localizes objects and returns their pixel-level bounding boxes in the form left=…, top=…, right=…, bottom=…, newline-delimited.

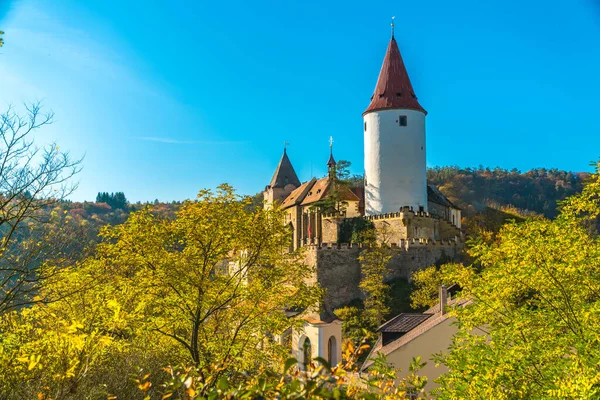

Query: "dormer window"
left=396, top=92, right=402, bottom=97
left=378, top=94, right=384, bottom=98
left=399, top=115, right=408, bottom=126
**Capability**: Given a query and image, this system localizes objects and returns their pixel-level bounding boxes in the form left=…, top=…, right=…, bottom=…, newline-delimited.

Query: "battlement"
left=304, top=237, right=461, bottom=251
left=322, top=211, right=346, bottom=219
left=365, top=206, right=433, bottom=221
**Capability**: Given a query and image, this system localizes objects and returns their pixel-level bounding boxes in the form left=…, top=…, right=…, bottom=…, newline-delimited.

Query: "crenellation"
left=306, top=239, right=463, bottom=309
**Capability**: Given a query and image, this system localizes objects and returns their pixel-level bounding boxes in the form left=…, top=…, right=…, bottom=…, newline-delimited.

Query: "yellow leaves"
left=67, top=321, right=84, bottom=334
left=17, top=354, right=42, bottom=371
left=137, top=380, right=152, bottom=392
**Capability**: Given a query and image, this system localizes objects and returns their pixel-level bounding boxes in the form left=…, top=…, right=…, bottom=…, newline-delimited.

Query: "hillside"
left=426, top=166, right=587, bottom=219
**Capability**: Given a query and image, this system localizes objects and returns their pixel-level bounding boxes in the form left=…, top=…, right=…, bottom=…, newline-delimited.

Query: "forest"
left=2, top=100, right=600, bottom=399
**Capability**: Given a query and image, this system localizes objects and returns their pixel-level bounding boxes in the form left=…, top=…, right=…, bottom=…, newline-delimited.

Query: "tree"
left=312, top=160, right=354, bottom=214
left=358, top=240, right=392, bottom=328
left=0, top=30, right=4, bottom=47
left=0, top=185, right=322, bottom=397
left=413, top=161, right=600, bottom=398
left=95, top=191, right=128, bottom=209
left=0, top=104, right=82, bottom=313
left=112, top=186, right=321, bottom=373
left=335, top=227, right=392, bottom=343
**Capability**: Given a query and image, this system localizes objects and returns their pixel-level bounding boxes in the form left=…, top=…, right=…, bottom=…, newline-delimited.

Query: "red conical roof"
left=363, top=36, right=426, bottom=116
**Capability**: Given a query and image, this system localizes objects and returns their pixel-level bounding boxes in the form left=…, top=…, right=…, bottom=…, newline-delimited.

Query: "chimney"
left=439, top=285, right=448, bottom=315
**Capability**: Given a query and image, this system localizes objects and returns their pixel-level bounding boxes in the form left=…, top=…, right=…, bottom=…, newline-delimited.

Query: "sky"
left=1, top=0, right=600, bottom=202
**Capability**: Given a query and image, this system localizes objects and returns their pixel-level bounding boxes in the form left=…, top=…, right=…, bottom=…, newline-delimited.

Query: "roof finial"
left=391, top=16, right=395, bottom=38
left=283, top=141, right=289, bottom=153
left=329, top=136, right=334, bottom=150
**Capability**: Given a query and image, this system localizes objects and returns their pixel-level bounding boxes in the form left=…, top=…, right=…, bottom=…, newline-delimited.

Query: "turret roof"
left=363, top=36, right=426, bottom=116
left=269, top=148, right=301, bottom=189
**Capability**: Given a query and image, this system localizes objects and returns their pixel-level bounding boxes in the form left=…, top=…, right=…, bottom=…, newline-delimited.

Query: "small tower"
left=264, top=147, right=301, bottom=209
left=363, top=26, right=428, bottom=215
left=327, top=136, right=336, bottom=178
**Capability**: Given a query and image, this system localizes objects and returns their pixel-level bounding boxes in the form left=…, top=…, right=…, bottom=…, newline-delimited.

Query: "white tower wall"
left=364, top=109, right=427, bottom=215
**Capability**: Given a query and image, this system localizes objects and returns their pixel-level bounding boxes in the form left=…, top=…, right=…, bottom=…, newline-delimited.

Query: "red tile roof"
left=363, top=36, right=426, bottom=116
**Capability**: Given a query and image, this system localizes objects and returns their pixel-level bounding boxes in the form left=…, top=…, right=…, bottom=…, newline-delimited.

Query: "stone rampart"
left=306, top=239, right=463, bottom=309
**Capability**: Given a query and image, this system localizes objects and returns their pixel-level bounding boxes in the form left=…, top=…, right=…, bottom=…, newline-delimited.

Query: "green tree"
left=414, top=161, right=600, bottom=398
left=312, top=160, right=354, bottom=214
left=359, top=240, right=392, bottom=328
left=95, top=191, right=128, bottom=209
left=0, top=185, right=322, bottom=398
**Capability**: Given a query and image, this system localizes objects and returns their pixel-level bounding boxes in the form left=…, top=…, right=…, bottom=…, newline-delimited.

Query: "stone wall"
left=322, top=217, right=342, bottom=244
left=306, top=241, right=463, bottom=309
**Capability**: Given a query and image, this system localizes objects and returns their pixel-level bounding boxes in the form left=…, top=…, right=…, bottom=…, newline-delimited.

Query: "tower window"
left=364, top=121, right=367, bottom=132
left=399, top=115, right=408, bottom=126
left=379, top=93, right=384, bottom=98
left=396, top=92, right=402, bottom=97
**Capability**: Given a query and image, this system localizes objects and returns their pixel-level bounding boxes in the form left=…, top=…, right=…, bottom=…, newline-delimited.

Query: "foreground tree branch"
left=0, top=104, right=82, bottom=313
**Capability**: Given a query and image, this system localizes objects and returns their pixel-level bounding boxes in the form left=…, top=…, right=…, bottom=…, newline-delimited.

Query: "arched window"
left=299, top=336, right=312, bottom=370
left=327, top=336, right=337, bottom=366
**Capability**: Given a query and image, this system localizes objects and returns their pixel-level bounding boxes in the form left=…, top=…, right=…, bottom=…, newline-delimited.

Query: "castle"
left=265, top=30, right=464, bottom=367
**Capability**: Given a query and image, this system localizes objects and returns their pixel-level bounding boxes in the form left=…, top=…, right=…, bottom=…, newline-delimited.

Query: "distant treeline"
left=426, top=166, right=588, bottom=218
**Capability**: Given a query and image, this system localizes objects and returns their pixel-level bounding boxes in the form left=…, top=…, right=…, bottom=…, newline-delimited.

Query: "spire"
left=269, top=147, right=301, bottom=188
left=327, top=136, right=336, bottom=177
left=363, top=34, right=427, bottom=116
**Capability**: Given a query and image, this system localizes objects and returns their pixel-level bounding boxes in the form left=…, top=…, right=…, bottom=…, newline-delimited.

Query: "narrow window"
left=419, top=206, right=424, bottom=212
left=396, top=92, right=402, bottom=97
left=364, top=121, right=367, bottom=132
left=399, top=115, right=408, bottom=126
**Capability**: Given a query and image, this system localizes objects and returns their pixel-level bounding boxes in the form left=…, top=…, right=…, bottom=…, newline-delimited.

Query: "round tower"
left=363, top=33, right=427, bottom=215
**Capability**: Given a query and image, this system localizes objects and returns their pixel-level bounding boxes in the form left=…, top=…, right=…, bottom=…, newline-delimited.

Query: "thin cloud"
left=138, top=136, right=247, bottom=145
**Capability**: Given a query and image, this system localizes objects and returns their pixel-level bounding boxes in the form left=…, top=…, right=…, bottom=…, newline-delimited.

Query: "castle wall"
left=307, top=241, right=462, bottom=309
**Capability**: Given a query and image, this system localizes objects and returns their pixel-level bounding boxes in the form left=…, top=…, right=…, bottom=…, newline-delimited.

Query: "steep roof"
left=427, top=185, right=461, bottom=210
left=363, top=36, right=426, bottom=116
left=300, top=177, right=361, bottom=206
left=281, top=179, right=316, bottom=209
left=361, top=296, right=471, bottom=372
left=378, top=313, right=433, bottom=333
left=269, top=149, right=301, bottom=189
left=327, top=151, right=336, bottom=169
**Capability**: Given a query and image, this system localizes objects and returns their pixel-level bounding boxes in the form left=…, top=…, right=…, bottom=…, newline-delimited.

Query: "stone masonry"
left=305, top=239, right=462, bottom=309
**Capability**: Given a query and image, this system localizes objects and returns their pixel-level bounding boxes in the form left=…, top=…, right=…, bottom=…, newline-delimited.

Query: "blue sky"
left=1, top=0, right=599, bottom=202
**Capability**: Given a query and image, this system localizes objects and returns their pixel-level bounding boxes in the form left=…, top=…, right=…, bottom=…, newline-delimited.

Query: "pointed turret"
left=363, top=36, right=426, bottom=116
left=264, top=148, right=301, bottom=210
left=269, top=148, right=301, bottom=188
left=327, top=136, right=336, bottom=177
